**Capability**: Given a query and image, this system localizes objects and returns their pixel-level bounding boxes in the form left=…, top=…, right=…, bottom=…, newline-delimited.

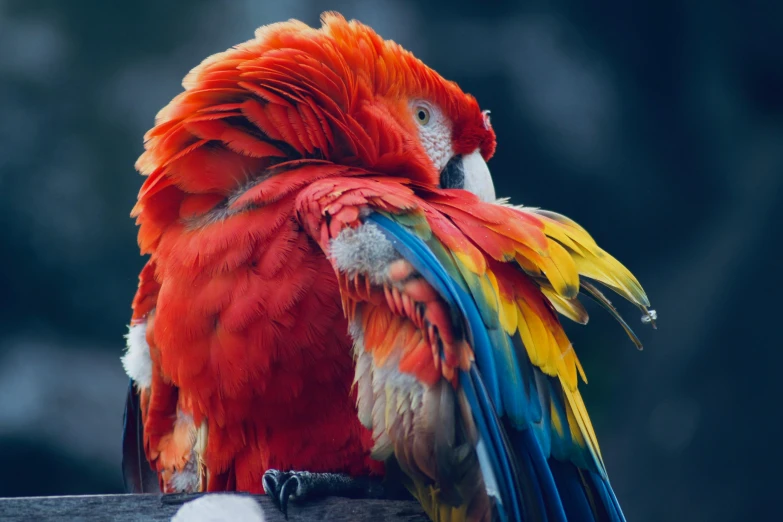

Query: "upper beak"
left=439, top=150, right=496, bottom=202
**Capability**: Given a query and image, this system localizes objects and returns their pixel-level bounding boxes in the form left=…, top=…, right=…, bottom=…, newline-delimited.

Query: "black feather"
left=121, top=379, right=159, bottom=493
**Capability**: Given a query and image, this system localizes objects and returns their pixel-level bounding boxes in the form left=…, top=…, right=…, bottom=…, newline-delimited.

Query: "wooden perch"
left=0, top=494, right=429, bottom=521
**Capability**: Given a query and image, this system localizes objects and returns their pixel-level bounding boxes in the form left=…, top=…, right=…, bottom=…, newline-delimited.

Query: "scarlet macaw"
left=121, top=13, right=655, bottom=522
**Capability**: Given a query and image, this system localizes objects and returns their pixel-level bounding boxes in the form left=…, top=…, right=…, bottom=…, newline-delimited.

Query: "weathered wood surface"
left=0, top=494, right=429, bottom=521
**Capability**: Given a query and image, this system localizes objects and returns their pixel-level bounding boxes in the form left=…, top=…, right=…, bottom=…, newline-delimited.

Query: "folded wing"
left=296, top=177, right=653, bottom=522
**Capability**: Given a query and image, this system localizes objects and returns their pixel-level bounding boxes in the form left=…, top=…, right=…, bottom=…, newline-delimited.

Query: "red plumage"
left=127, top=13, right=494, bottom=494
left=121, top=15, right=654, bottom=522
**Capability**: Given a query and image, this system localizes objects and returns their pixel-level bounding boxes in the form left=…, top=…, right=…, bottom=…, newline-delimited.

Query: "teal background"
left=0, top=2, right=780, bottom=520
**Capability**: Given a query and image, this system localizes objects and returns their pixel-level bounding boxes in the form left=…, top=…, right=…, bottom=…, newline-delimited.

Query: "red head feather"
left=132, top=13, right=495, bottom=254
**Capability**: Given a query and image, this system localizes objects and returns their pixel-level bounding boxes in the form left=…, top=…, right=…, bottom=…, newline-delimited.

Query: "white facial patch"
left=412, top=101, right=496, bottom=202
left=122, top=321, right=152, bottom=389
left=412, top=101, right=454, bottom=172
left=462, top=150, right=497, bottom=202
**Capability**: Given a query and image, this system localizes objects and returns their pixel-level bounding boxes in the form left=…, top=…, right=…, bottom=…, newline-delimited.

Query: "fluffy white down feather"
left=330, top=223, right=398, bottom=284
left=121, top=321, right=152, bottom=388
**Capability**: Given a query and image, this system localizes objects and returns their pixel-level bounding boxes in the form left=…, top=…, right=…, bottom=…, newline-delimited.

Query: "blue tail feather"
left=585, top=470, right=626, bottom=522
left=367, top=213, right=625, bottom=522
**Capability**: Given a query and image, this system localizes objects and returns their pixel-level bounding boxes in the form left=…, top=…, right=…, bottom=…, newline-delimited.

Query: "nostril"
left=439, top=155, right=464, bottom=190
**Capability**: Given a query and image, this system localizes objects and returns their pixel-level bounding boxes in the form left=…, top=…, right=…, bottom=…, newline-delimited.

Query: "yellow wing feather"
left=469, top=203, right=654, bottom=478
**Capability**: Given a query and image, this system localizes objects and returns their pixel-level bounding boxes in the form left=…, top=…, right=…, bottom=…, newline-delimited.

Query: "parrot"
left=121, top=12, right=655, bottom=522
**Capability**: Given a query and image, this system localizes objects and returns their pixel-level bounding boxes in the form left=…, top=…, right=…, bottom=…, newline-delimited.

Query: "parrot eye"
left=410, top=100, right=451, bottom=171
left=415, top=106, right=431, bottom=125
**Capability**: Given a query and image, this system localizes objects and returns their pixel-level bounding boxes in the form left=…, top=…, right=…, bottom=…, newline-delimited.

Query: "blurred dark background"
left=1, top=1, right=781, bottom=520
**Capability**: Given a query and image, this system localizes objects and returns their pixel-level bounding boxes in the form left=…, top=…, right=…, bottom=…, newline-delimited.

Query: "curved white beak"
left=461, top=150, right=496, bottom=202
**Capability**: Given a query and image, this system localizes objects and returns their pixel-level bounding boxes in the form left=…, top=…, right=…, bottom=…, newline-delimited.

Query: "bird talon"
left=263, top=469, right=291, bottom=510
left=263, top=469, right=307, bottom=518
left=279, top=474, right=302, bottom=517
left=262, top=469, right=385, bottom=517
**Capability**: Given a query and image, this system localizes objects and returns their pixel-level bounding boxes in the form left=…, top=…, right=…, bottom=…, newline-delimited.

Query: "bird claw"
left=262, top=470, right=312, bottom=518
left=262, top=469, right=289, bottom=507
left=278, top=472, right=306, bottom=515
left=262, top=469, right=386, bottom=518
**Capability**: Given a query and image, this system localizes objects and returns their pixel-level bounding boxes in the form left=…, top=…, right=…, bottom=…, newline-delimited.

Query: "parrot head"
left=133, top=13, right=499, bottom=249
left=240, top=12, right=500, bottom=196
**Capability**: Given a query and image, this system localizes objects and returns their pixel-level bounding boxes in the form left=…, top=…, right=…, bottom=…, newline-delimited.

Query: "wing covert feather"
left=296, top=177, right=653, bottom=522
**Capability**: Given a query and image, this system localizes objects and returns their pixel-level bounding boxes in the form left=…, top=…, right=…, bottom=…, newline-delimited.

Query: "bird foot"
left=262, top=469, right=385, bottom=517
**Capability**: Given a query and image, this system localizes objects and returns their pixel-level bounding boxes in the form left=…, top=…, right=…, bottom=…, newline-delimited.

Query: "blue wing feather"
left=368, top=212, right=625, bottom=522
left=586, top=471, right=625, bottom=522
left=548, top=458, right=598, bottom=522
left=460, top=371, right=522, bottom=522
left=508, top=426, right=568, bottom=522
left=370, top=213, right=523, bottom=521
